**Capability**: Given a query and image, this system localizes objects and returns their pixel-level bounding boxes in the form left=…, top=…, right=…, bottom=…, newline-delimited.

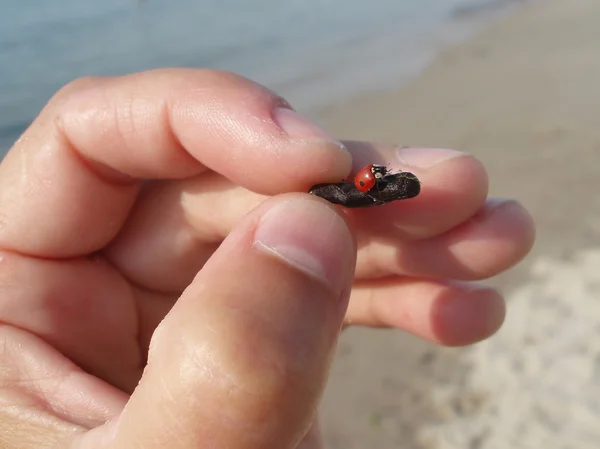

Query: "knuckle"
left=52, top=76, right=104, bottom=105
left=182, top=69, right=288, bottom=108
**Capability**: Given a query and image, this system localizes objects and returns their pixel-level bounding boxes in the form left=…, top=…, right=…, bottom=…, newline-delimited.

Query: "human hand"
left=0, top=69, right=534, bottom=448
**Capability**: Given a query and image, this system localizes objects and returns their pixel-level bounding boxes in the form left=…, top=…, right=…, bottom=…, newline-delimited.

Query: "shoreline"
left=276, top=0, right=528, bottom=114
left=0, top=0, right=528, bottom=154
left=319, top=0, right=600, bottom=447
left=314, top=0, right=599, bottom=265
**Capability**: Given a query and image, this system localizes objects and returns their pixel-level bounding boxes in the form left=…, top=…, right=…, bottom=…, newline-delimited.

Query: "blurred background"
left=0, top=0, right=521, bottom=152
left=2, top=0, right=599, bottom=447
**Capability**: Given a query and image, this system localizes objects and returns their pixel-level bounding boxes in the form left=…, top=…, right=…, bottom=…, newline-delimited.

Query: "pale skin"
left=0, top=69, right=535, bottom=448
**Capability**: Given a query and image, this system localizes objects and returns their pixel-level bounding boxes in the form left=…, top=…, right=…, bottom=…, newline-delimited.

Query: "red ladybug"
left=354, top=164, right=388, bottom=192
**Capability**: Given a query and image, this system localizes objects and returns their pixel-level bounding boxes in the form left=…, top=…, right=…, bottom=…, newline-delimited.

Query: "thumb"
left=82, top=194, right=355, bottom=449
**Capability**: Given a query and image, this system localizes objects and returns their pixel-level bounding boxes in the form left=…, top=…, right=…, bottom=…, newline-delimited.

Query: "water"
left=0, top=0, right=520, bottom=154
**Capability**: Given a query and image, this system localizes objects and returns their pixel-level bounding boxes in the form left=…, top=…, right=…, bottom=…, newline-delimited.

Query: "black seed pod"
left=309, top=172, right=421, bottom=208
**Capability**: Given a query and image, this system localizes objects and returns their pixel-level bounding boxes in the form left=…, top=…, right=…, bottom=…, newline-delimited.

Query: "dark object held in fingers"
left=309, top=167, right=421, bottom=208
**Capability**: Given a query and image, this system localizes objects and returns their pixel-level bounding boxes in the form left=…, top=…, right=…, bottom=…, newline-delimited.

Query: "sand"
left=314, top=0, right=600, bottom=447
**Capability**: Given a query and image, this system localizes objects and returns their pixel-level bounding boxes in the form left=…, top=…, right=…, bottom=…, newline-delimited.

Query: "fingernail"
left=254, top=198, right=354, bottom=294
left=273, top=107, right=345, bottom=148
left=396, top=147, right=468, bottom=169
left=460, top=199, right=516, bottom=228
left=472, top=198, right=520, bottom=223
left=485, top=198, right=517, bottom=211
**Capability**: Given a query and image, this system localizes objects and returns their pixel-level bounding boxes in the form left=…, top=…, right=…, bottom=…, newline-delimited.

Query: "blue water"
left=0, top=0, right=518, bottom=154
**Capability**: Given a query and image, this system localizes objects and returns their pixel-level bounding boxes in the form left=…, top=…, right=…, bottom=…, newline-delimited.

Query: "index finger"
left=0, top=69, right=351, bottom=257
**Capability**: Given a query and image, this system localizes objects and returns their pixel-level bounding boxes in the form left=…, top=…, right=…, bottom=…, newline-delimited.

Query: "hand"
left=0, top=69, right=534, bottom=448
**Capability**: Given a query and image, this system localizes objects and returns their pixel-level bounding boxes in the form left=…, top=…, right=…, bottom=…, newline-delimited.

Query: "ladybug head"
left=371, top=164, right=388, bottom=179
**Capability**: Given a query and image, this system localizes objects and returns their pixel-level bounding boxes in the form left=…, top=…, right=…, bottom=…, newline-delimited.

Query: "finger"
left=345, top=278, right=506, bottom=346
left=106, top=179, right=531, bottom=295
left=83, top=195, right=356, bottom=449
left=296, top=418, right=324, bottom=449
left=356, top=198, right=536, bottom=280
left=0, top=199, right=529, bottom=393
left=0, top=325, right=127, bottom=442
left=102, top=144, right=491, bottom=292
left=0, top=69, right=351, bottom=258
left=104, top=173, right=265, bottom=293
left=345, top=142, right=489, bottom=240
left=0, top=250, right=142, bottom=392
left=102, top=172, right=265, bottom=292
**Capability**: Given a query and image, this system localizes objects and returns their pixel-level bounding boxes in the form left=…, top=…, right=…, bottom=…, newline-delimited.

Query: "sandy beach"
left=315, top=0, right=600, bottom=447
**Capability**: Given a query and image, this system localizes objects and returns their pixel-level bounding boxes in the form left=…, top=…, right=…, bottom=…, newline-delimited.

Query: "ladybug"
left=309, top=167, right=420, bottom=208
left=354, top=164, right=388, bottom=192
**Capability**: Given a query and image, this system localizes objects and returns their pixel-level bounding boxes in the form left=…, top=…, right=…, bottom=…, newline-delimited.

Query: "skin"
left=0, top=68, right=535, bottom=448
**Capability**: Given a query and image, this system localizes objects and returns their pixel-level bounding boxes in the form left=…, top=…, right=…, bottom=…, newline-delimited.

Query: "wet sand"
left=315, top=0, right=600, bottom=447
